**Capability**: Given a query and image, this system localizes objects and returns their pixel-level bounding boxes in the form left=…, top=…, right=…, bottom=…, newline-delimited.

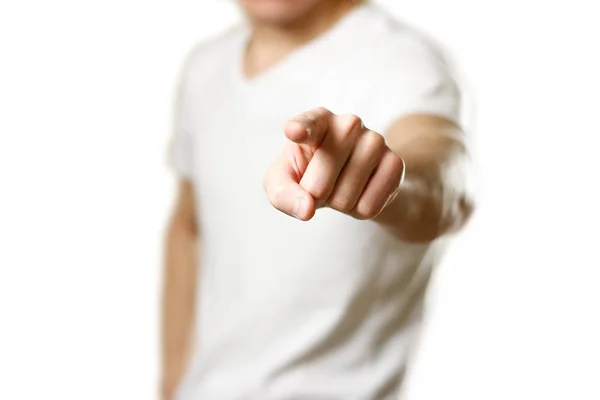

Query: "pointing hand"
left=264, top=107, right=405, bottom=221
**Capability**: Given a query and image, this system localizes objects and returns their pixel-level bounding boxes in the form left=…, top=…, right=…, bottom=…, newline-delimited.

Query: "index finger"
left=284, top=107, right=332, bottom=148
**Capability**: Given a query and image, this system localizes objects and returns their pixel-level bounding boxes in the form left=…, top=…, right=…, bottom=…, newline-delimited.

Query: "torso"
left=175, top=4, right=459, bottom=399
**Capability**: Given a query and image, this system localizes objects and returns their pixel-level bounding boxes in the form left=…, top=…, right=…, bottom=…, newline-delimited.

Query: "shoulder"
left=345, top=4, right=471, bottom=132
left=365, top=7, right=473, bottom=132
left=360, top=4, right=458, bottom=78
left=178, top=24, right=246, bottom=84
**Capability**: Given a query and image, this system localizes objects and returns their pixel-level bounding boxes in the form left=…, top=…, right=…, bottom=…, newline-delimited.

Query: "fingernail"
left=292, top=196, right=306, bottom=219
left=291, top=115, right=311, bottom=136
left=383, top=187, right=401, bottom=209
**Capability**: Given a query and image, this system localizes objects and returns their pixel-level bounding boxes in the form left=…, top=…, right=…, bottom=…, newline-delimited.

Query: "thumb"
left=264, top=157, right=316, bottom=221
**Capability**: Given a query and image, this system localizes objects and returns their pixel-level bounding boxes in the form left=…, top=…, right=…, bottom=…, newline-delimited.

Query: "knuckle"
left=308, top=184, right=329, bottom=201
left=305, top=107, right=330, bottom=134
left=340, top=114, right=363, bottom=137
left=314, top=106, right=331, bottom=115
left=328, top=194, right=355, bottom=213
left=354, top=202, right=378, bottom=220
left=362, top=130, right=386, bottom=153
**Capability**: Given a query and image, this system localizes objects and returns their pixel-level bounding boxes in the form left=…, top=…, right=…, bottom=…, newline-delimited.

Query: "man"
left=162, top=0, right=474, bottom=399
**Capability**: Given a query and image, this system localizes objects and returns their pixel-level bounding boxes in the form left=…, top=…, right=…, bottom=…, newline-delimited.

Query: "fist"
left=264, top=107, right=405, bottom=221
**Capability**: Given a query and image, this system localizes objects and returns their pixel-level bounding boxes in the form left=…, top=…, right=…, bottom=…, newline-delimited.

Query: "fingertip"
left=298, top=205, right=316, bottom=222
left=284, top=119, right=309, bottom=143
left=291, top=192, right=316, bottom=221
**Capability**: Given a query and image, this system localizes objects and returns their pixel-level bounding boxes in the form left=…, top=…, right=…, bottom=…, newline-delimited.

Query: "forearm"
left=375, top=116, right=474, bottom=242
left=161, top=220, right=199, bottom=398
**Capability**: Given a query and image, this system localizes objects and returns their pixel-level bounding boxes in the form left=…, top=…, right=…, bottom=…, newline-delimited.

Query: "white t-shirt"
left=170, top=3, right=465, bottom=399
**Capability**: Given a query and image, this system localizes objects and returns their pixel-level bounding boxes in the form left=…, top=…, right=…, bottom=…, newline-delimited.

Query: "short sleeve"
left=167, top=54, right=196, bottom=180
left=365, top=32, right=468, bottom=135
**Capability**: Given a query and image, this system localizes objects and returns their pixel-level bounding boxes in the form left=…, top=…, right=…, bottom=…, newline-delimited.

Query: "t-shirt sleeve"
left=365, top=33, right=465, bottom=135
left=167, top=54, right=196, bottom=180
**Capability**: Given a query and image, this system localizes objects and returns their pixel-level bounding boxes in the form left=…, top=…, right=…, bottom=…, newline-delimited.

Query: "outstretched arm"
left=374, top=113, right=474, bottom=242
left=263, top=108, right=474, bottom=242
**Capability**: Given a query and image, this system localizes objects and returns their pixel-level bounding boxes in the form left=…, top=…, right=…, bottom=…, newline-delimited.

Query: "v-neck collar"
left=231, top=2, right=372, bottom=90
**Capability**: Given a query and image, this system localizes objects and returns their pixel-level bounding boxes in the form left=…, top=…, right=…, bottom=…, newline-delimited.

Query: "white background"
left=1, top=0, right=599, bottom=399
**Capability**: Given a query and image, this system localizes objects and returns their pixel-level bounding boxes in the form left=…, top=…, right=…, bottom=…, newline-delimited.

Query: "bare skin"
left=264, top=109, right=474, bottom=242
left=161, top=180, right=198, bottom=400
left=241, top=0, right=360, bottom=79
left=161, top=0, right=473, bottom=398
left=161, top=5, right=362, bottom=396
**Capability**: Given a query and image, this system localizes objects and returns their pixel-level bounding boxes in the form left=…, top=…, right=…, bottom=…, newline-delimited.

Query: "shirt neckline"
left=231, top=2, right=373, bottom=90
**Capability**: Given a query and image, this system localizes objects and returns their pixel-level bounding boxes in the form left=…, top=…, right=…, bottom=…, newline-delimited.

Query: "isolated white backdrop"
left=0, top=0, right=599, bottom=399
